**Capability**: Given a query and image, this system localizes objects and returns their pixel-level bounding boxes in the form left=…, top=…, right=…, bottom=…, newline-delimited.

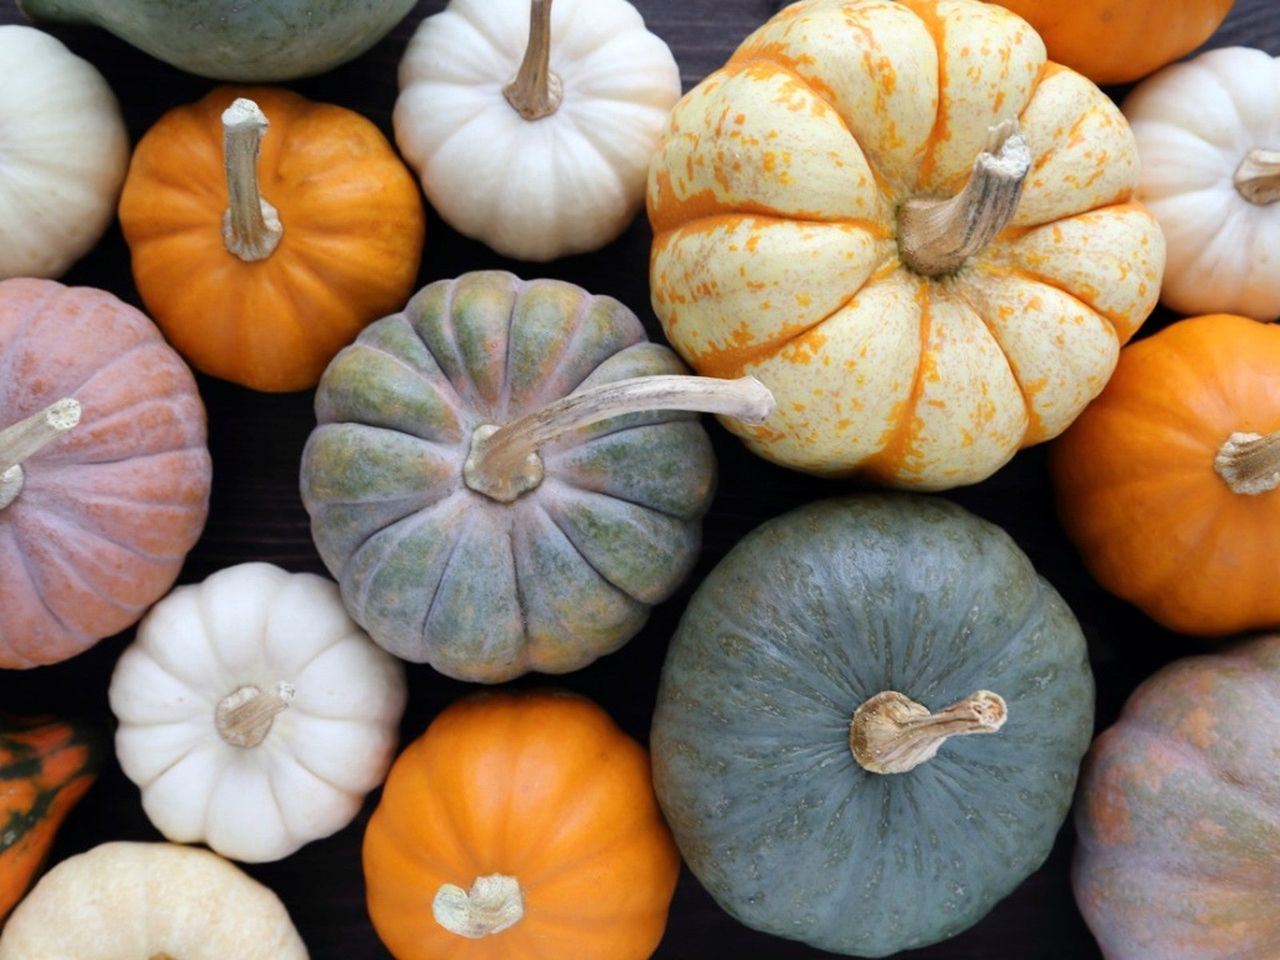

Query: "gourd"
left=395, top=0, right=681, bottom=261
left=0, top=278, right=212, bottom=668
left=110, top=563, right=407, bottom=864
left=119, top=86, right=425, bottom=392
left=364, top=690, right=679, bottom=960
left=0, top=715, right=99, bottom=921
left=0, top=841, right=308, bottom=959
left=18, top=0, right=415, bottom=82
left=300, top=271, right=773, bottom=683
left=652, top=495, right=1095, bottom=957
left=647, top=0, right=1165, bottom=490
left=0, top=25, right=129, bottom=280
left=1052, top=314, right=1280, bottom=636
left=1074, top=635, right=1280, bottom=959
left=1123, top=47, right=1280, bottom=321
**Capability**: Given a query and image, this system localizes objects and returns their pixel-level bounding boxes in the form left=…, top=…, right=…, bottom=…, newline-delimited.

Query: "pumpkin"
left=364, top=690, right=679, bottom=960
left=18, top=0, right=415, bottom=82
left=0, top=715, right=98, bottom=922
left=0, top=25, right=129, bottom=280
left=300, top=271, right=773, bottom=683
left=0, top=841, right=308, bottom=958
left=1051, top=314, right=1280, bottom=636
left=119, top=86, right=425, bottom=392
left=652, top=495, right=1095, bottom=957
left=1123, top=47, right=1280, bottom=321
left=110, top=562, right=407, bottom=864
left=0, top=278, right=211, bottom=668
left=395, top=0, right=681, bottom=261
left=647, top=0, right=1165, bottom=491
left=995, top=0, right=1236, bottom=85
left=1073, top=635, right=1280, bottom=959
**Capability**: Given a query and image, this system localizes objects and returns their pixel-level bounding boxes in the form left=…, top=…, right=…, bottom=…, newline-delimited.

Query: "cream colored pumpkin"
left=0, top=842, right=308, bottom=959
left=647, top=0, right=1166, bottom=490
left=1124, top=47, right=1280, bottom=322
left=395, top=0, right=681, bottom=261
left=110, top=563, right=407, bottom=863
left=0, top=26, right=129, bottom=280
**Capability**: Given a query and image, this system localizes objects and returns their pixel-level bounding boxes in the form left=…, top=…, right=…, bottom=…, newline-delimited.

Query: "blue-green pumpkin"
left=652, top=495, right=1095, bottom=957
left=19, top=0, right=415, bottom=81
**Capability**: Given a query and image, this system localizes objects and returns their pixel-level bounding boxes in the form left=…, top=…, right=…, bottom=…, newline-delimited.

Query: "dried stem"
left=1214, top=430, right=1280, bottom=495
left=215, top=683, right=295, bottom=748
left=222, top=98, right=283, bottom=262
left=434, top=875, right=524, bottom=938
left=0, top=398, right=81, bottom=510
left=1234, top=148, right=1280, bottom=206
left=850, top=689, right=1007, bottom=775
left=503, top=0, right=563, bottom=120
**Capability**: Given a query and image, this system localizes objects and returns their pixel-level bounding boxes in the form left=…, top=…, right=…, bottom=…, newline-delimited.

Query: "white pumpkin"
left=0, top=842, right=308, bottom=960
left=394, top=0, right=681, bottom=261
left=0, top=26, right=129, bottom=280
left=109, top=563, right=407, bottom=864
left=1124, top=47, right=1280, bottom=321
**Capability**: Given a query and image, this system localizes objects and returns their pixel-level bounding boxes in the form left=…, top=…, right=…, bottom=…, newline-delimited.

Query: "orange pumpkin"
left=119, top=85, right=425, bottom=393
left=363, top=691, right=679, bottom=960
left=995, top=0, right=1236, bottom=85
left=1051, top=314, right=1280, bottom=636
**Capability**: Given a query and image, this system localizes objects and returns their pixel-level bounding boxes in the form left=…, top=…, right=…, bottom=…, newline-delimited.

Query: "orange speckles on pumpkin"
left=734, top=113, right=747, bottom=126
left=1179, top=707, right=1217, bottom=751
left=795, top=292, right=812, bottom=308
left=791, top=402, right=807, bottom=413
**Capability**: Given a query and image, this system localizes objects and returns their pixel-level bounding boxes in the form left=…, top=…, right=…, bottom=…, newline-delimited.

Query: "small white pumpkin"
left=0, top=25, right=129, bottom=280
left=0, top=842, right=308, bottom=959
left=1123, top=47, right=1280, bottom=321
left=109, top=563, right=407, bottom=864
left=394, top=0, right=681, bottom=261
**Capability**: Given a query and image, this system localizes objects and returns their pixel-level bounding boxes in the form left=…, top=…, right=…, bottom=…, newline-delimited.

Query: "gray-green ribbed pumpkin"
left=652, top=495, right=1095, bottom=957
left=300, top=271, right=772, bottom=683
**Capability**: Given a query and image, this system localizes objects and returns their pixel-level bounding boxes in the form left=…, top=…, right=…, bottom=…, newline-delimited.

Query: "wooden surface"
left=1, top=1, right=1275, bottom=957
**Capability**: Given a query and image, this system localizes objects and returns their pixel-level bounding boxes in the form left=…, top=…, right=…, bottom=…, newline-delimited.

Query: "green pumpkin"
left=652, top=495, right=1094, bottom=957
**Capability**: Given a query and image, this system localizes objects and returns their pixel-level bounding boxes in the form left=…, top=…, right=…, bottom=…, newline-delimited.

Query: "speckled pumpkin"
left=1074, top=635, right=1280, bottom=959
left=648, top=0, right=1165, bottom=490
left=652, top=495, right=1095, bottom=957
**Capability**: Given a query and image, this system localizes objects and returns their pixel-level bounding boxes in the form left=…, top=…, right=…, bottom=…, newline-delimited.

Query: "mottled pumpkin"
left=1074, top=635, right=1280, bottom=959
left=652, top=495, right=1094, bottom=957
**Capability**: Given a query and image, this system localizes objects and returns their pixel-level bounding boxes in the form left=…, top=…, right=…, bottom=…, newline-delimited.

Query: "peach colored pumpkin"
left=0, top=279, right=211, bottom=667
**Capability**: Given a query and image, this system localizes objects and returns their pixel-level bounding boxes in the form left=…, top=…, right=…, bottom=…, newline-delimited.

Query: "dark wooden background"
left=1, top=1, right=1275, bottom=957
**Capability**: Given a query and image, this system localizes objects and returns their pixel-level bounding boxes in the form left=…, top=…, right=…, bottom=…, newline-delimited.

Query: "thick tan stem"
left=463, top=374, right=775, bottom=502
left=222, top=98, right=283, bottom=262
left=0, top=398, right=80, bottom=510
left=899, top=119, right=1031, bottom=277
left=1214, top=430, right=1280, bottom=495
left=215, top=683, right=294, bottom=748
left=503, top=0, right=562, bottom=120
left=434, top=875, right=524, bottom=938
left=1234, top=148, right=1280, bottom=206
left=850, top=689, right=1007, bottom=775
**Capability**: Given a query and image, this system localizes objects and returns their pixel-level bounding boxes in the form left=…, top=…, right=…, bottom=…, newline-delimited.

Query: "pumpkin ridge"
left=0, top=280, right=60, bottom=389
left=515, top=286, right=595, bottom=412
left=858, top=276, right=930, bottom=481
left=23, top=497, right=174, bottom=567
left=10, top=528, right=83, bottom=644
left=420, top=512, right=482, bottom=663
left=982, top=257, right=1127, bottom=333
left=541, top=461, right=695, bottom=523
left=532, top=495, right=650, bottom=606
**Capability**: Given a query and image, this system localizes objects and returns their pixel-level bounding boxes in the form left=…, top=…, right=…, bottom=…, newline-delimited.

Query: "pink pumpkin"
left=0, top=279, right=212, bottom=667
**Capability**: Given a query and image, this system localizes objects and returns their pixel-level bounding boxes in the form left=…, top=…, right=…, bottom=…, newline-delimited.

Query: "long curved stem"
left=0, top=398, right=81, bottom=511
left=503, top=0, right=563, bottom=120
left=222, top=98, right=283, bottom=262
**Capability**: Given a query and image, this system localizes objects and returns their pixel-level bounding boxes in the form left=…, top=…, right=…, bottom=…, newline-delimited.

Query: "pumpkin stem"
left=1234, top=148, right=1280, bottom=206
left=503, top=0, right=563, bottom=120
left=0, top=398, right=81, bottom=511
left=215, top=682, right=295, bottom=749
left=898, top=118, right=1031, bottom=277
left=463, top=374, right=775, bottom=503
left=1214, top=429, right=1280, bottom=495
left=849, top=689, right=1007, bottom=775
left=433, top=874, right=524, bottom=938
left=222, top=98, right=283, bottom=262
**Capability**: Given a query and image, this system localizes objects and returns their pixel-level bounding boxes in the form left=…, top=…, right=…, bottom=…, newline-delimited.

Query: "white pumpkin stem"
left=463, top=374, right=775, bottom=503
left=1214, top=430, right=1280, bottom=495
left=215, top=682, right=295, bottom=748
left=434, top=874, right=524, bottom=938
left=222, top=98, right=283, bottom=262
left=503, top=0, right=563, bottom=120
left=1234, top=148, right=1280, bottom=206
left=850, top=689, right=1007, bottom=775
left=899, top=118, right=1031, bottom=277
left=0, top=398, right=81, bottom=511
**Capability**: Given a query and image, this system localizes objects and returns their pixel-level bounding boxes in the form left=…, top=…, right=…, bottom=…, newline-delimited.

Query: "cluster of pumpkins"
left=0, top=0, right=1276, bottom=958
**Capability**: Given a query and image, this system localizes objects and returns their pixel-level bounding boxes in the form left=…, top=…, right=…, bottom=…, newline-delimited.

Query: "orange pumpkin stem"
left=222, top=98, right=284, bottom=262
left=463, top=374, right=775, bottom=503
left=1234, top=148, right=1280, bottom=206
left=0, top=398, right=80, bottom=510
left=215, top=682, right=295, bottom=748
left=433, top=874, right=525, bottom=938
left=850, top=689, right=1007, bottom=775
left=503, top=0, right=563, bottom=120
left=899, top=118, right=1031, bottom=277
left=1214, top=429, right=1280, bottom=495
